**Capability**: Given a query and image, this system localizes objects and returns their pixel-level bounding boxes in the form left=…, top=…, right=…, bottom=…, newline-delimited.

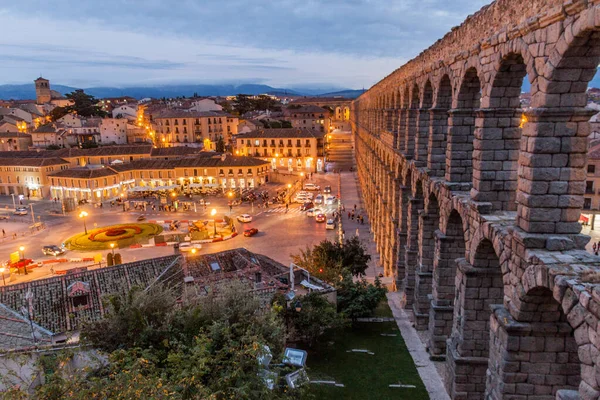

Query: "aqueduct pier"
left=352, top=1, right=600, bottom=399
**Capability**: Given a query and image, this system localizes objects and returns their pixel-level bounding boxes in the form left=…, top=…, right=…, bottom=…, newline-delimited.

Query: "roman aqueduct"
left=351, top=0, right=600, bottom=398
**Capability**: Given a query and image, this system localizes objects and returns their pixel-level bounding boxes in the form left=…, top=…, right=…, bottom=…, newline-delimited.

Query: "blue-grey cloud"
left=1, top=0, right=489, bottom=58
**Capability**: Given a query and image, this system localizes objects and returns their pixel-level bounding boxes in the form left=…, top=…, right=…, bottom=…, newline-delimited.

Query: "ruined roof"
left=0, top=303, right=53, bottom=351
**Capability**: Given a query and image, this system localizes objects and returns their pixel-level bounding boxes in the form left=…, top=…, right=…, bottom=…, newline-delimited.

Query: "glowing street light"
left=0, top=266, right=5, bottom=285
left=211, top=208, right=217, bottom=237
left=19, top=246, right=27, bottom=275
left=191, top=248, right=197, bottom=255
left=79, top=211, right=89, bottom=234
left=110, top=243, right=115, bottom=257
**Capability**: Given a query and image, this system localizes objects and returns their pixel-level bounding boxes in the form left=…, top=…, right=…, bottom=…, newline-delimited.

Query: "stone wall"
left=352, top=1, right=600, bottom=398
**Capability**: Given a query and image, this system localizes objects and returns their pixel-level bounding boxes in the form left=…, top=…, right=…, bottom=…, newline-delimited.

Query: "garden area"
left=63, top=223, right=163, bottom=251
left=304, top=303, right=428, bottom=400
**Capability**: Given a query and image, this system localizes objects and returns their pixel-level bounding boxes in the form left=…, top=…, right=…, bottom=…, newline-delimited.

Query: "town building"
left=47, top=153, right=269, bottom=201
left=99, top=118, right=128, bottom=144
left=150, top=110, right=238, bottom=149
left=111, top=103, right=138, bottom=120
left=30, top=124, right=69, bottom=148
left=0, top=132, right=33, bottom=151
left=282, top=105, right=331, bottom=133
left=0, top=157, right=70, bottom=198
left=34, top=77, right=71, bottom=107
left=234, top=128, right=326, bottom=172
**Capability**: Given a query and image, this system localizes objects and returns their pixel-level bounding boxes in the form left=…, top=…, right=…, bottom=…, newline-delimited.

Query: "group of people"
left=347, top=204, right=365, bottom=225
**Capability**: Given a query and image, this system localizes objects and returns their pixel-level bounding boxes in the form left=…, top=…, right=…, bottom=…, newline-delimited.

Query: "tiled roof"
left=51, top=145, right=153, bottom=158
left=284, top=105, right=329, bottom=114
left=0, top=132, right=31, bottom=138
left=0, top=157, right=69, bottom=167
left=34, top=124, right=58, bottom=133
left=235, top=127, right=324, bottom=139
left=150, top=146, right=205, bottom=157
left=112, top=154, right=269, bottom=171
left=48, top=167, right=118, bottom=179
left=151, top=109, right=235, bottom=119
left=0, top=303, right=53, bottom=351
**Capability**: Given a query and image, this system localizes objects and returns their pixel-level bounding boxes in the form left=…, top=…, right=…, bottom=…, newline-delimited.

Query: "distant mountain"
left=0, top=83, right=355, bottom=100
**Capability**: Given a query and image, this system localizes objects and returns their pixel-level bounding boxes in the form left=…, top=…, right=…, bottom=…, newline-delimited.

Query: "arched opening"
left=398, top=87, right=410, bottom=153
left=518, top=28, right=600, bottom=234
left=396, top=174, right=412, bottom=289
left=486, top=286, right=581, bottom=399
left=427, top=209, right=466, bottom=356
left=402, top=180, right=424, bottom=306
left=415, top=81, right=433, bottom=163
left=446, top=238, right=504, bottom=398
left=429, top=74, right=452, bottom=177
left=472, top=53, right=528, bottom=211
left=413, top=192, right=440, bottom=330
left=446, top=68, right=481, bottom=184
left=404, top=84, right=420, bottom=158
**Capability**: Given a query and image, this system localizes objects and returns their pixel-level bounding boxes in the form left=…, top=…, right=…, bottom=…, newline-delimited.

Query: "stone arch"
left=487, top=282, right=583, bottom=399
left=427, top=209, right=467, bottom=356
left=446, top=67, right=481, bottom=184
left=429, top=74, right=452, bottom=177
left=446, top=238, right=504, bottom=398
left=472, top=52, right=528, bottom=211
left=413, top=191, right=441, bottom=330
left=415, top=81, right=434, bottom=163
left=403, top=84, right=420, bottom=158
left=398, top=86, right=411, bottom=153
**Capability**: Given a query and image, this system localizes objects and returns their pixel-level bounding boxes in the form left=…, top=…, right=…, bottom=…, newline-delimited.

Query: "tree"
left=291, top=238, right=371, bottom=284
left=336, top=271, right=387, bottom=321
left=81, top=141, right=98, bottom=149
left=232, top=94, right=254, bottom=116
left=280, top=120, right=292, bottom=128
left=49, top=107, right=68, bottom=122
left=46, top=144, right=61, bottom=150
left=215, top=136, right=226, bottom=153
left=64, top=90, right=107, bottom=118
left=283, top=292, right=346, bottom=346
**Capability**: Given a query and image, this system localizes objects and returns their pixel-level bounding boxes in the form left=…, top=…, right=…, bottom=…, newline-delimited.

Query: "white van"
left=303, top=183, right=320, bottom=191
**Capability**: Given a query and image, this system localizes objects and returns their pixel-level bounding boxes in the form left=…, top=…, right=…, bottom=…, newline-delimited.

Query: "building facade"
left=234, top=128, right=326, bottom=172
left=282, top=105, right=331, bottom=133
left=0, top=158, right=70, bottom=198
left=150, top=110, right=238, bottom=149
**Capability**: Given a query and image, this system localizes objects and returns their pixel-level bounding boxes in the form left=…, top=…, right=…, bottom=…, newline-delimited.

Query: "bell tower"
left=34, top=77, right=51, bottom=104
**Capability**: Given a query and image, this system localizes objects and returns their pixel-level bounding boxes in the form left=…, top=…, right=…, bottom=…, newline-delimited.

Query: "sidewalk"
left=338, top=171, right=383, bottom=278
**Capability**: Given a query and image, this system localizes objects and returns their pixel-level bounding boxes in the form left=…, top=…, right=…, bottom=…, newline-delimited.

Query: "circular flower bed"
left=64, top=223, right=163, bottom=251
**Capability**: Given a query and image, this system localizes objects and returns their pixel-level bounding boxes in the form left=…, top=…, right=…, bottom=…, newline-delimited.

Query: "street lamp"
left=0, top=266, right=6, bottom=286
left=19, top=246, right=27, bottom=275
left=79, top=211, right=89, bottom=234
left=211, top=208, right=217, bottom=237
left=110, top=243, right=115, bottom=257
left=191, top=248, right=197, bottom=255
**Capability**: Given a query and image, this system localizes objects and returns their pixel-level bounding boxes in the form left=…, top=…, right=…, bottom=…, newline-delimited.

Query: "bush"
left=337, top=271, right=388, bottom=321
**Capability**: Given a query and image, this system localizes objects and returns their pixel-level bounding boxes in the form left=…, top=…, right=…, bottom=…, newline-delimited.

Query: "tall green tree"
left=215, top=136, right=226, bottom=153
left=64, top=90, right=107, bottom=118
left=336, top=271, right=387, bottom=321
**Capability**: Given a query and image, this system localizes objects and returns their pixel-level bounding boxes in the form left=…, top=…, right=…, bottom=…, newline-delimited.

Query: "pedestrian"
left=285, top=203, right=289, bottom=213
left=354, top=204, right=357, bottom=210
left=355, top=228, right=359, bottom=237
left=361, top=215, right=365, bottom=225
left=342, top=204, right=345, bottom=212
left=1, top=229, right=4, bottom=237
left=342, top=230, right=345, bottom=240
left=348, top=211, right=351, bottom=219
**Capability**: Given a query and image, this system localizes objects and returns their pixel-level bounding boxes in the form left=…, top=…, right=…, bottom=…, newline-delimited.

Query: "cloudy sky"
left=0, top=0, right=489, bottom=89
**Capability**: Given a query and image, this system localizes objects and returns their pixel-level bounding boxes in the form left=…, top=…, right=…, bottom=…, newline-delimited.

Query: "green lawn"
left=304, top=304, right=429, bottom=400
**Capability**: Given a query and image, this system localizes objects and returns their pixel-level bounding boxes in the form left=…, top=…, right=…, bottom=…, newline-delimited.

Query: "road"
left=0, top=171, right=343, bottom=286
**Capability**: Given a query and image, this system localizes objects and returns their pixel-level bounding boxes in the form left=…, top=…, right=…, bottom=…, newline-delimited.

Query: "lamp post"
left=79, top=211, right=88, bottom=234
left=0, top=266, right=6, bottom=286
left=19, top=246, right=27, bottom=275
left=110, top=243, right=115, bottom=257
left=11, top=193, right=15, bottom=209
left=211, top=208, right=217, bottom=238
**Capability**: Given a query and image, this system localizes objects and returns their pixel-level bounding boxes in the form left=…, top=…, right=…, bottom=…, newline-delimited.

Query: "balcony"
left=287, top=143, right=292, bottom=147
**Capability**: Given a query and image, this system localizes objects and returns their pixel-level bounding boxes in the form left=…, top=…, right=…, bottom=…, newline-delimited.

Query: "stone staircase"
left=327, top=131, right=355, bottom=172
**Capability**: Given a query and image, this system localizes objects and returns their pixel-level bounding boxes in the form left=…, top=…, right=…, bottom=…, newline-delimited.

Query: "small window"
left=72, top=295, right=89, bottom=308
left=588, top=165, right=596, bottom=174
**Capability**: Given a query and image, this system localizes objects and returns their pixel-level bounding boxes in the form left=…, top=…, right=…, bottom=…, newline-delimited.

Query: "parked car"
left=13, top=207, right=27, bottom=216
left=300, top=201, right=314, bottom=211
left=244, top=227, right=259, bottom=237
left=315, top=213, right=326, bottom=222
left=303, top=183, right=320, bottom=191
left=326, top=219, right=336, bottom=230
left=308, top=208, right=323, bottom=217
left=178, top=243, right=202, bottom=252
left=325, top=196, right=337, bottom=205
left=314, top=194, right=324, bottom=205
left=42, top=245, right=65, bottom=256
left=237, top=214, right=253, bottom=223
left=0, top=215, right=9, bottom=220
left=294, top=195, right=310, bottom=203
left=323, top=186, right=332, bottom=194
left=137, top=215, right=146, bottom=221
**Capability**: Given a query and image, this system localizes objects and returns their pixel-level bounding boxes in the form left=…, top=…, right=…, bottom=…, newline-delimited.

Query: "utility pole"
left=29, top=203, right=35, bottom=224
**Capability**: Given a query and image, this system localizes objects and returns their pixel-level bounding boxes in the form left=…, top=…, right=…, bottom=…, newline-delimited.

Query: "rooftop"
left=235, top=127, right=325, bottom=139
left=0, top=303, right=53, bottom=352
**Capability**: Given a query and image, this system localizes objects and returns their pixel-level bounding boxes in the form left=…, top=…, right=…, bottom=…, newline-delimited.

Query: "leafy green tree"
left=284, top=292, right=346, bottom=346
left=232, top=94, right=254, bottom=115
left=49, top=107, right=68, bottom=122
left=336, top=271, right=387, bottom=321
left=291, top=238, right=371, bottom=284
left=80, top=141, right=98, bottom=149
left=215, top=136, right=226, bottom=153
left=46, top=144, right=61, bottom=150
left=280, top=120, right=292, bottom=128
left=64, top=90, right=107, bottom=118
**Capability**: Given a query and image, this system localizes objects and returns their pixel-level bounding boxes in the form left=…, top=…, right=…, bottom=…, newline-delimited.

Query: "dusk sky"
left=1, top=0, right=489, bottom=89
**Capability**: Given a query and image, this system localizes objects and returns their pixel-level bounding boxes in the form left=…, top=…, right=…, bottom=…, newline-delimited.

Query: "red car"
left=315, top=213, right=326, bottom=223
left=244, top=228, right=259, bottom=237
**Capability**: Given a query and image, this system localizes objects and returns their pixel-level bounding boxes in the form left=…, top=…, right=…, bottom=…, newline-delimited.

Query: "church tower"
left=34, top=77, right=51, bottom=104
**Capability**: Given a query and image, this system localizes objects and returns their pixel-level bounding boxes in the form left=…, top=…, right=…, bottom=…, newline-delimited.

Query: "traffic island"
left=63, top=223, right=163, bottom=251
